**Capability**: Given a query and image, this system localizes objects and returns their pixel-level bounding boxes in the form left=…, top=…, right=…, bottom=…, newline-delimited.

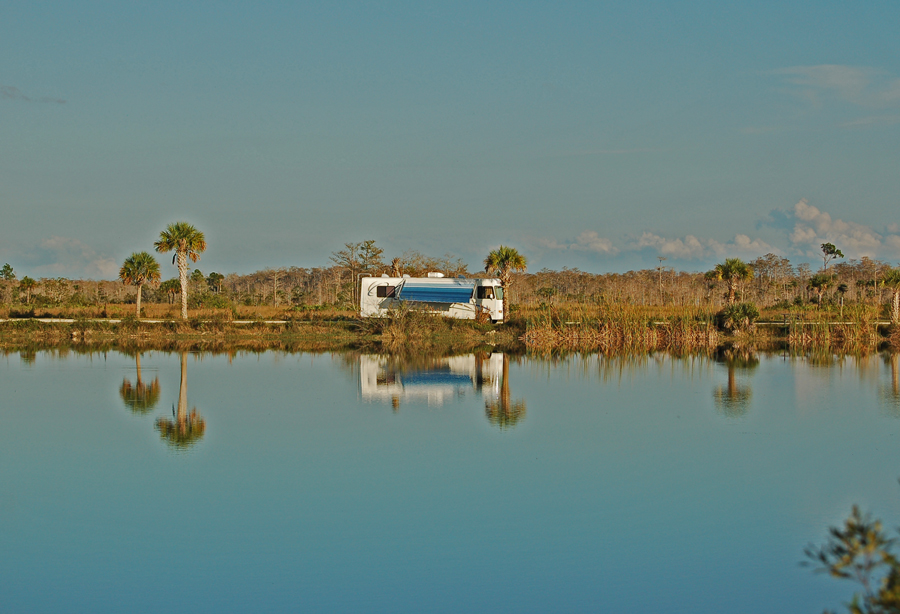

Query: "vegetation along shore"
left=3, top=226, right=900, bottom=352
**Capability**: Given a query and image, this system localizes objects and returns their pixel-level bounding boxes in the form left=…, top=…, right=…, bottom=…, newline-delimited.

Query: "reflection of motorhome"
left=359, top=353, right=503, bottom=407
left=359, top=273, right=504, bottom=322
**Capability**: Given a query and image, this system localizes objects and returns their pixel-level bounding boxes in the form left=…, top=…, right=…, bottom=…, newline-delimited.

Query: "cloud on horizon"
left=787, top=198, right=900, bottom=259
left=769, top=65, right=900, bottom=128
left=23, top=237, right=118, bottom=280
left=538, top=230, right=774, bottom=262
left=539, top=199, right=900, bottom=266
left=1, top=85, right=66, bottom=104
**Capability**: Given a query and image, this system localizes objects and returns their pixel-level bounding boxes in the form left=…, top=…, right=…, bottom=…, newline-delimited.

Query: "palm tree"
left=882, top=268, right=900, bottom=325
left=155, top=351, right=206, bottom=448
left=119, top=252, right=161, bottom=318
left=18, top=276, right=36, bottom=305
left=709, top=258, right=753, bottom=305
left=159, top=278, right=181, bottom=304
left=483, top=246, right=527, bottom=299
left=808, top=272, right=833, bottom=308
left=154, top=222, right=207, bottom=319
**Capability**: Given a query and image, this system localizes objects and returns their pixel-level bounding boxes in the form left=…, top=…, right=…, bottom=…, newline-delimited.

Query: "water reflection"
left=358, top=351, right=526, bottom=427
left=881, top=352, right=900, bottom=412
left=154, top=351, right=206, bottom=448
left=713, top=347, right=758, bottom=417
left=484, top=353, right=526, bottom=429
left=119, top=352, right=160, bottom=414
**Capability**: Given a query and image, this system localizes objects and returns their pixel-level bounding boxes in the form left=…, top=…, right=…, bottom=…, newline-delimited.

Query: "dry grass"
left=520, top=303, right=719, bottom=351
left=786, top=305, right=882, bottom=352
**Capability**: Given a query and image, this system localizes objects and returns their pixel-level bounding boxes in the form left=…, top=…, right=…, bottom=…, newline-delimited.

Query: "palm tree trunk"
left=136, top=283, right=143, bottom=318
left=178, top=251, right=188, bottom=319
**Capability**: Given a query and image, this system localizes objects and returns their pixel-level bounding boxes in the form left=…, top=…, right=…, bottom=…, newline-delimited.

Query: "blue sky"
left=1, top=1, right=899, bottom=279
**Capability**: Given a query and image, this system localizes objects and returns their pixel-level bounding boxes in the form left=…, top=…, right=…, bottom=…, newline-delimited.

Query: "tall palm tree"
left=119, top=252, right=161, bottom=318
left=483, top=246, right=527, bottom=298
left=154, top=222, right=207, bottom=319
left=882, top=268, right=900, bottom=325
left=709, top=258, right=754, bottom=305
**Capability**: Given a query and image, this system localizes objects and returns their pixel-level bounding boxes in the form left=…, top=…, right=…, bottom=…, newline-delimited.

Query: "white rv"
left=359, top=273, right=505, bottom=322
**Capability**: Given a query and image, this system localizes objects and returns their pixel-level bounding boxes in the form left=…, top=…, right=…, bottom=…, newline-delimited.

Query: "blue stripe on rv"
left=398, top=283, right=474, bottom=303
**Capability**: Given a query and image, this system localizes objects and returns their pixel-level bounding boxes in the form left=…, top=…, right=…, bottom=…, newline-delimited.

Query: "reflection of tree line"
left=119, top=351, right=205, bottom=449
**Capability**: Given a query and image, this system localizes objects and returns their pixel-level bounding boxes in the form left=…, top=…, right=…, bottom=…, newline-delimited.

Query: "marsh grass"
left=353, top=305, right=522, bottom=355
left=521, top=303, right=719, bottom=351
left=786, top=304, right=882, bottom=352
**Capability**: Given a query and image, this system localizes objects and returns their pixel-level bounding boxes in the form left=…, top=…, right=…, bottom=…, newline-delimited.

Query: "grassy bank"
left=1, top=301, right=896, bottom=354
left=517, top=302, right=897, bottom=352
left=0, top=310, right=523, bottom=355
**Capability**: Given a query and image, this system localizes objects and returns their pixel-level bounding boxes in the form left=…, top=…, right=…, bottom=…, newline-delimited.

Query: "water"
left=2, top=347, right=900, bottom=613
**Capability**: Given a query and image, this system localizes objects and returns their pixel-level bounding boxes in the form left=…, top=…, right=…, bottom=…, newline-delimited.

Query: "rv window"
left=494, top=287, right=503, bottom=300
left=376, top=285, right=396, bottom=298
left=477, top=286, right=495, bottom=299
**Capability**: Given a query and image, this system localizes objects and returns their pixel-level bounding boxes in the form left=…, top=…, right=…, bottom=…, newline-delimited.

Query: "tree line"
left=3, top=232, right=900, bottom=322
left=0, top=227, right=528, bottom=319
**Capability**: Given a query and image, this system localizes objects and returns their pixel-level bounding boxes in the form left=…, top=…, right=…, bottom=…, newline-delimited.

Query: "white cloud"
left=709, top=234, right=776, bottom=258
left=538, top=231, right=619, bottom=255
left=632, top=232, right=775, bottom=260
left=885, top=235, right=900, bottom=254
left=28, top=237, right=119, bottom=280
left=540, top=230, right=774, bottom=261
left=787, top=199, right=889, bottom=258
left=571, top=231, right=618, bottom=255
left=772, top=65, right=900, bottom=110
left=632, top=232, right=705, bottom=259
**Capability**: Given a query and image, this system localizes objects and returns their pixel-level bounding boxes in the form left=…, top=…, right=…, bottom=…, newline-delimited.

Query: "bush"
left=716, top=302, right=759, bottom=332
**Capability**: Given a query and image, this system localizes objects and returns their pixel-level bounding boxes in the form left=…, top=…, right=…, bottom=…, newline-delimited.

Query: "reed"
left=786, top=305, right=881, bottom=352
left=521, top=303, right=719, bottom=351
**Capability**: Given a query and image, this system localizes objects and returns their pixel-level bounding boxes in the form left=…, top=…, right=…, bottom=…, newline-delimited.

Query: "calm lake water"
left=2, top=347, right=900, bottom=613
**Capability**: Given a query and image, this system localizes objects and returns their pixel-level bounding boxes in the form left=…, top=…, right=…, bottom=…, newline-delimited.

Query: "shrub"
left=716, top=302, right=759, bottom=332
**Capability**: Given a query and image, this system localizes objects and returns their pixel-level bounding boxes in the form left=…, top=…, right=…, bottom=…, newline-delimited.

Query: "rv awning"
left=398, top=282, right=474, bottom=304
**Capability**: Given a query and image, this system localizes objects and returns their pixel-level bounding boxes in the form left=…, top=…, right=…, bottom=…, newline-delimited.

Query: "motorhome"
left=359, top=273, right=504, bottom=322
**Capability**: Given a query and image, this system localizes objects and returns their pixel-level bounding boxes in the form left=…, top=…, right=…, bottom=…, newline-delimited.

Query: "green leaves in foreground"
left=805, top=504, right=900, bottom=613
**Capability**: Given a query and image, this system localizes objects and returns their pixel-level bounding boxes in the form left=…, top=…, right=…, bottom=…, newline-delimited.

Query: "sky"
left=1, top=1, right=899, bottom=280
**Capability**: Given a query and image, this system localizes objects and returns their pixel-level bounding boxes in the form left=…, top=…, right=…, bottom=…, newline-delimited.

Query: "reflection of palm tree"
left=485, top=354, right=526, bottom=428
left=713, top=348, right=757, bottom=417
left=119, top=352, right=160, bottom=414
left=881, top=352, right=900, bottom=412
left=892, top=353, right=899, bottom=399
left=155, top=352, right=205, bottom=448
